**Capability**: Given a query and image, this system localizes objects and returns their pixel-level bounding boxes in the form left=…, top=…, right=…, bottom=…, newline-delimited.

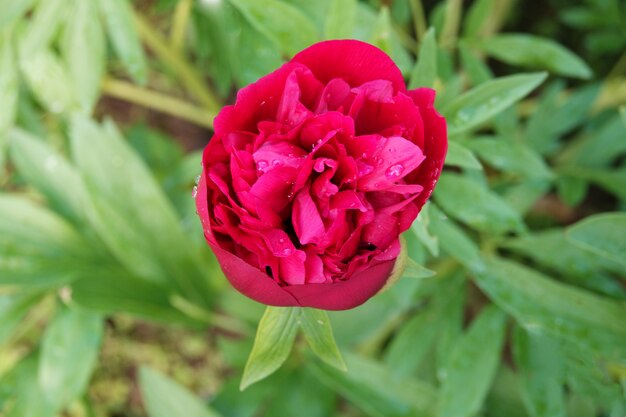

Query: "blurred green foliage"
left=1, top=0, right=625, bottom=416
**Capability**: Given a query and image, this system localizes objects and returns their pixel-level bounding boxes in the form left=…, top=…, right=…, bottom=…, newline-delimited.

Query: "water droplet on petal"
left=191, top=186, right=198, bottom=198
left=358, top=163, right=374, bottom=177
left=194, top=174, right=201, bottom=185
left=279, top=238, right=284, bottom=243
left=385, top=164, right=404, bottom=179
left=361, top=152, right=368, bottom=159
left=272, top=159, right=282, bottom=167
left=388, top=148, right=395, bottom=153
left=375, top=157, right=384, bottom=166
left=281, top=248, right=293, bottom=256
left=257, top=160, right=269, bottom=173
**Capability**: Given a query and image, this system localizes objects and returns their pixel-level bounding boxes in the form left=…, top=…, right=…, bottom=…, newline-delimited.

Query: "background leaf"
left=442, top=72, right=547, bottom=135
left=140, top=366, right=223, bottom=417
left=478, top=34, right=593, bottom=79
left=438, top=305, right=507, bottom=417
left=39, top=307, right=103, bottom=412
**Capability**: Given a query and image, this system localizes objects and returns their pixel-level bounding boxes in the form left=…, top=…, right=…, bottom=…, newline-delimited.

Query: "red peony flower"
left=196, top=40, right=447, bottom=310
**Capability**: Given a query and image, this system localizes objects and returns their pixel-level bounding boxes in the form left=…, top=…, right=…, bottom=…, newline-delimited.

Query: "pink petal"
left=284, top=259, right=396, bottom=310
left=292, top=187, right=325, bottom=245
left=304, top=253, right=328, bottom=284
left=358, top=135, right=426, bottom=190
left=279, top=250, right=307, bottom=285
left=315, top=78, right=351, bottom=113
left=291, top=40, right=406, bottom=92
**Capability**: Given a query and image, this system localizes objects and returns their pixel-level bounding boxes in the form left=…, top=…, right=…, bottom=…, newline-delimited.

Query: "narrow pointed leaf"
left=567, top=213, right=626, bottom=271
left=479, top=34, right=592, bottom=79
left=513, top=327, right=566, bottom=417
left=443, top=72, right=546, bottom=135
left=439, top=305, right=507, bottom=417
left=324, top=0, right=356, bottom=39
left=97, top=0, right=147, bottom=84
left=140, top=367, right=223, bottom=417
left=475, top=256, right=626, bottom=358
left=62, top=0, right=105, bottom=113
left=39, top=307, right=103, bottom=412
left=241, top=307, right=299, bottom=390
left=299, top=308, right=346, bottom=371
left=409, top=27, right=437, bottom=89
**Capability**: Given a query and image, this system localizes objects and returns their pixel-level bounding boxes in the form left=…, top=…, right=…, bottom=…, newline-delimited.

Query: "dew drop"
left=358, top=163, right=374, bottom=176
left=385, top=163, right=404, bottom=178
left=361, top=152, right=368, bottom=159
left=279, top=238, right=285, bottom=243
left=191, top=186, right=198, bottom=198
left=272, top=159, right=282, bottom=167
left=388, top=148, right=396, bottom=153
left=374, top=157, right=384, bottom=166
left=281, top=248, right=294, bottom=256
left=257, top=160, right=269, bottom=173
left=194, top=174, right=201, bottom=185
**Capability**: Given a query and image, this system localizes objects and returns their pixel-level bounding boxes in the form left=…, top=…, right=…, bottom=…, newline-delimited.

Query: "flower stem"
left=440, top=0, right=462, bottom=50
left=134, top=12, right=221, bottom=112
left=102, top=77, right=215, bottom=129
left=409, top=0, right=427, bottom=43
left=170, top=0, right=193, bottom=54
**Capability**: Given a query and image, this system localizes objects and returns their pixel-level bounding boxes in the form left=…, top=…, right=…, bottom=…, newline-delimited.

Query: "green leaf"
left=513, top=327, right=566, bottom=417
left=459, top=44, right=493, bottom=86
left=140, top=367, right=222, bottom=417
left=69, top=116, right=214, bottom=304
left=438, top=305, right=507, bottom=417
left=241, top=307, right=299, bottom=390
left=435, top=173, right=525, bottom=235
left=369, top=6, right=392, bottom=54
left=504, top=178, right=552, bottom=215
left=71, top=267, right=197, bottom=325
left=0, top=292, right=43, bottom=345
left=9, top=129, right=86, bottom=224
left=310, top=353, right=437, bottom=417
left=299, top=308, right=346, bottom=371
left=0, top=195, right=85, bottom=255
left=567, top=213, right=626, bottom=272
left=62, top=0, right=105, bottom=113
left=463, top=137, right=553, bottom=179
left=324, top=0, right=356, bottom=39
left=0, top=33, right=18, bottom=134
left=97, top=0, right=148, bottom=84
left=525, top=83, right=599, bottom=155
left=479, top=34, right=592, bottom=79
left=444, top=140, right=482, bottom=170
left=39, top=307, right=103, bottom=412
left=228, top=0, right=317, bottom=57
left=234, top=20, right=283, bottom=87
left=557, top=115, right=626, bottom=169
left=0, top=0, right=37, bottom=30
left=410, top=202, right=439, bottom=257
left=409, top=27, right=437, bottom=89
left=463, top=0, right=493, bottom=38
left=571, top=167, right=626, bottom=202
left=384, top=303, right=440, bottom=378
left=443, top=72, right=546, bottom=135
left=1, top=355, right=55, bottom=417
left=503, top=229, right=625, bottom=298
left=19, top=49, right=78, bottom=114
left=18, top=0, right=69, bottom=53
left=474, top=256, right=626, bottom=358
left=429, top=204, right=483, bottom=271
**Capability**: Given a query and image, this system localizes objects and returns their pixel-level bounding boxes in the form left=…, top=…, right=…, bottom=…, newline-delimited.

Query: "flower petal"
left=291, top=40, right=406, bottom=92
